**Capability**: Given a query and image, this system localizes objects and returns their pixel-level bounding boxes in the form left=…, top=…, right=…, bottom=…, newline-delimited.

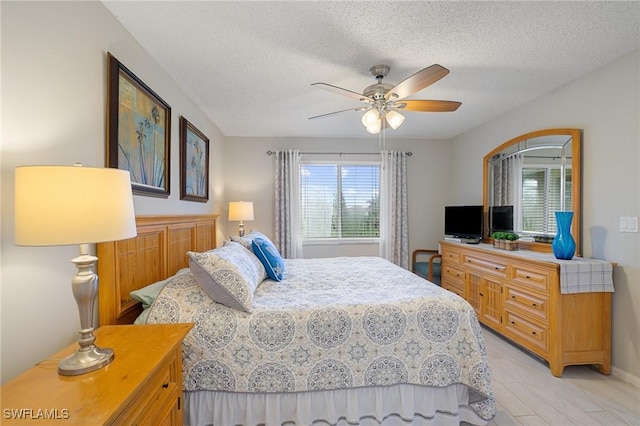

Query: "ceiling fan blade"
left=396, top=99, right=461, bottom=112
left=311, top=82, right=372, bottom=102
left=385, top=64, right=450, bottom=101
left=309, top=106, right=367, bottom=120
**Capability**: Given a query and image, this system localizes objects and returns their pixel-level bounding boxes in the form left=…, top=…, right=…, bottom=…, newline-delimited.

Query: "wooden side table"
left=1, top=323, right=193, bottom=425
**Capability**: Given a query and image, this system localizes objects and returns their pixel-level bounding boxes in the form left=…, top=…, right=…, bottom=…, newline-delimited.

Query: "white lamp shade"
left=385, top=110, right=405, bottom=130
left=228, top=201, right=254, bottom=221
left=15, top=165, right=137, bottom=246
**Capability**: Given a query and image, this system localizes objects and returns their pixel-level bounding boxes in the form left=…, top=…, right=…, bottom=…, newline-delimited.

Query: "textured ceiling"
left=102, top=1, right=639, bottom=140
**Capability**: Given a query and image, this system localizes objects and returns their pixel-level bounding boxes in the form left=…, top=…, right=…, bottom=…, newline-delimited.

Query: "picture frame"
left=179, top=116, right=209, bottom=202
left=107, top=52, right=171, bottom=197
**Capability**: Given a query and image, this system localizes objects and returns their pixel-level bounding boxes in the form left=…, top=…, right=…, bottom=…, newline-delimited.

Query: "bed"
left=97, top=215, right=496, bottom=426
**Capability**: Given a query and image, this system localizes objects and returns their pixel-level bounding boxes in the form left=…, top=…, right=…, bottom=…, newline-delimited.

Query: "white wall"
left=1, top=1, right=225, bottom=383
left=450, top=50, right=640, bottom=381
left=223, top=136, right=452, bottom=258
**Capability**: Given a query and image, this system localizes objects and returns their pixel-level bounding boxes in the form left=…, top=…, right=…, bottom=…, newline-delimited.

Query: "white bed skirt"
left=183, top=384, right=488, bottom=426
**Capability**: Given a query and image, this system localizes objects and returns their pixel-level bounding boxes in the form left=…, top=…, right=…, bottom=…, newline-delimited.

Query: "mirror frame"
left=483, top=128, right=582, bottom=255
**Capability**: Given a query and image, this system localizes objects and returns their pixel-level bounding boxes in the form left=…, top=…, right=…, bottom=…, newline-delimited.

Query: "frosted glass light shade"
left=386, top=110, right=405, bottom=130
left=228, top=201, right=254, bottom=221
left=362, top=109, right=381, bottom=134
left=365, top=122, right=381, bottom=134
left=361, top=109, right=380, bottom=127
left=15, top=165, right=137, bottom=246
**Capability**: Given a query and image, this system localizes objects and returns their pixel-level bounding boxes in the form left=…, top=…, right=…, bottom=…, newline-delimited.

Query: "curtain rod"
left=526, top=155, right=572, bottom=160
left=266, top=150, right=412, bottom=156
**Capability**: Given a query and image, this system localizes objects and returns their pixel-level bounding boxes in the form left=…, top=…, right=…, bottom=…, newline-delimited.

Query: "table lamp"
left=14, top=164, right=137, bottom=376
left=228, top=201, right=254, bottom=236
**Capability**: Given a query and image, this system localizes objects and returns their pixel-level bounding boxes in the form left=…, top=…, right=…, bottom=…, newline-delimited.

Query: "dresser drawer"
left=442, top=263, right=465, bottom=297
left=115, top=348, right=180, bottom=425
left=443, top=264, right=465, bottom=284
left=442, top=280, right=465, bottom=297
left=503, top=310, right=548, bottom=354
left=442, top=246, right=462, bottom=265
left=504, top=285, right=549, bottom=323
left=135, top=381, right=180, bottom=426
left=463, top=253, right=508, bottom=278
left=511, top=263, right=552, bottom=293
left=442, top=282, right=465, bottom=298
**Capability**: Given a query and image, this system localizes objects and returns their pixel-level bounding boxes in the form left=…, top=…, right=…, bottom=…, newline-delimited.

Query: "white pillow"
left=231, top=230, right=276, bottom=251
left=188, top=241, right=266, bottom=312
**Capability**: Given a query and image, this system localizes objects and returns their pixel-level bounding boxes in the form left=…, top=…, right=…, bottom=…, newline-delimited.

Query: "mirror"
left=483, top=128, right=581, bottom=255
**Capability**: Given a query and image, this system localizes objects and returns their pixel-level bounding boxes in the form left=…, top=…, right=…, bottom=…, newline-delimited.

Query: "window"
left=521, top=166, right=572, bottom=235
left=300, top=163, right=380, bottom=240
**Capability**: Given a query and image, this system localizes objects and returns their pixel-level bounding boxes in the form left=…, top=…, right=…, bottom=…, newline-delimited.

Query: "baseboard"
left=612, top=366, right=640, bottom=389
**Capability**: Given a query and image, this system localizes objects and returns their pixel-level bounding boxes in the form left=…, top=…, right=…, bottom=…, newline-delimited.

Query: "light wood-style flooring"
left=480, top=327, right=640, bottom=425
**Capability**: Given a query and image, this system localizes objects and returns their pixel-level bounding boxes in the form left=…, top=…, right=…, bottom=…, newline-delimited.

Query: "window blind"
left=300, top=163, right=380, bottom=239
left=521, top=167, right=572, bottom=235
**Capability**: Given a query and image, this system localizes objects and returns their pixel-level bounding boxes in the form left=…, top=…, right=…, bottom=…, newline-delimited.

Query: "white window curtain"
left=274, top=149, right=303, bottom=258
left=379, top=150, right=409, bottom=269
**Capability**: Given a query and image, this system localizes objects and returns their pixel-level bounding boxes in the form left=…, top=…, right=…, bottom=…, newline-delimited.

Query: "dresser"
left=440, top=241, right=612, bottom=377
left=1, top=323, right=192, bottom=425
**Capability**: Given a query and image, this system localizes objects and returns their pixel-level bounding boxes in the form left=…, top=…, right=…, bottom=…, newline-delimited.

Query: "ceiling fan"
left=310, top=64, right=461, bottom=134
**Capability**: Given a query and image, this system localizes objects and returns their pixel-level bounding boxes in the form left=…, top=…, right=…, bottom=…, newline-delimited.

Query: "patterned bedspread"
left=147, top=256, right=496, bottom=420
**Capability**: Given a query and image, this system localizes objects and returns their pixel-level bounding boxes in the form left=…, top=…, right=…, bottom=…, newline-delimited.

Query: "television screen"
left=489, top=205, right=514, bottom=233
left=444, top=205, right=483, bottom=239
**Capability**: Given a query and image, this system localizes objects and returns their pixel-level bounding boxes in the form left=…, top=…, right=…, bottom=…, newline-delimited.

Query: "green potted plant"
left=504, top=232, right=520, bottom=251
left=491, top=231, right=506, bottom=249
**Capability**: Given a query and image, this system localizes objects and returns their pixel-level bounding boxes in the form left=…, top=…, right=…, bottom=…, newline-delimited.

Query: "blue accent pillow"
left=252, top=237, right=285, bottom=281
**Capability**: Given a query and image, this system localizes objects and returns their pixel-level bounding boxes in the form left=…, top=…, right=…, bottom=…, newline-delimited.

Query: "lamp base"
left=58, top=345, right=114, bottom=376
left=61, top=248, right=114, bottom=376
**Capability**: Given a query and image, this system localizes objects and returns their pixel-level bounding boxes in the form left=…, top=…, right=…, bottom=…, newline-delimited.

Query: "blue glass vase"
left=552, top=211, right=576, bottom=260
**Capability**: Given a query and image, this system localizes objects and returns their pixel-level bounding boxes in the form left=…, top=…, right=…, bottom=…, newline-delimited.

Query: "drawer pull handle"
left=511, top=295, right=516, bottom=299
left=479, top=293, right=484, bottom=297
left=162, top=383, right=169, bottom=389
left=532, top=332, right=537, bottom=335
left=532, top=303, right=537, bottom=307
left=511, top=321, right=516, bottom=325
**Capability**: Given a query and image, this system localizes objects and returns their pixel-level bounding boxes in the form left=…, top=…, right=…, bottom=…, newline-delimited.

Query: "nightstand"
left=1, top=323, right=193, bottom=425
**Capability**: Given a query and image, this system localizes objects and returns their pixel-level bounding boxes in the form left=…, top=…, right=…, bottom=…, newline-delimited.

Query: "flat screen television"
left=444, top=205, right=483, bottom=239
left=489, top=205, right=514, bottom=233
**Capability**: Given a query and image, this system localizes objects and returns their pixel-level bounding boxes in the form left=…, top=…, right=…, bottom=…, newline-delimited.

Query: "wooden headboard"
left=97, top=214, right=218, bottom=326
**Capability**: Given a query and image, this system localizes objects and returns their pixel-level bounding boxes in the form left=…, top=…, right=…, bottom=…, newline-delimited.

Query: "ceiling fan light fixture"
left=310, top=63, right=461, bottom=134
left=362, top=108, right=382, bottom=134
left=365, top=119, right=381, bottom=134
left=386, top=110, right=405, bottom=130
left=361, top=108, right=380, bottom=127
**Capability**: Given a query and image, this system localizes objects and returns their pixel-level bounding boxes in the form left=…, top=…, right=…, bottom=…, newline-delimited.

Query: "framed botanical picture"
left=107, top=52, right=171, bottom=197
left=179, top=116, right=209, bottom=202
